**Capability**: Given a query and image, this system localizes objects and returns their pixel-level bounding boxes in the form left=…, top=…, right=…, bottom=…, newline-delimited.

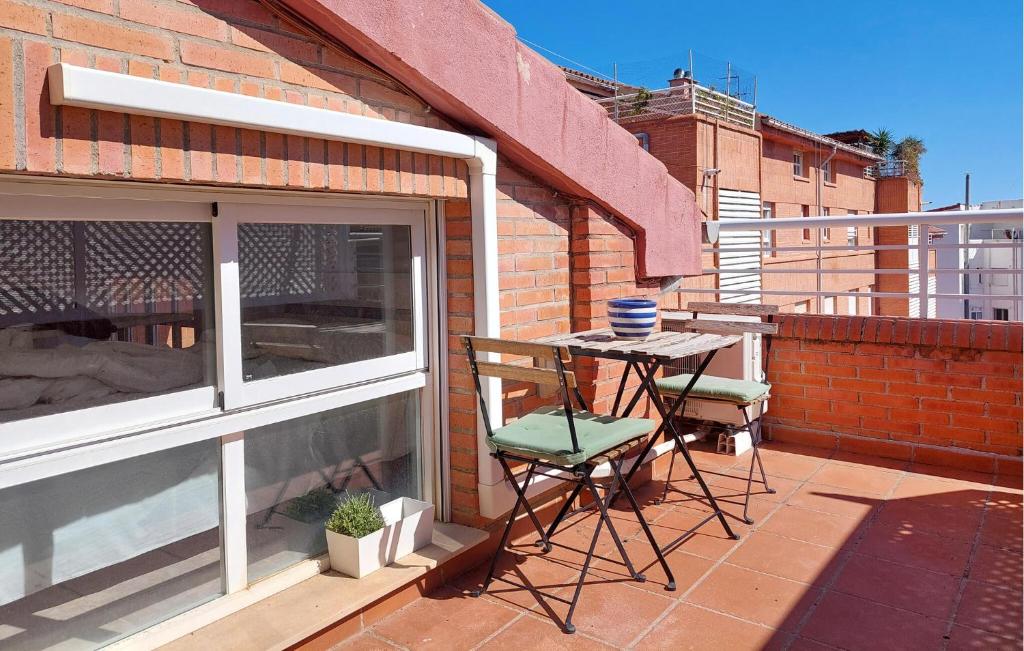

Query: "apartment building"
left=565, top=68, right=922, bottom=314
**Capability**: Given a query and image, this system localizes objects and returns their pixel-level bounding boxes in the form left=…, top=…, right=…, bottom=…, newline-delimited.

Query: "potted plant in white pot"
left=325, top=492, right=434, bottom=579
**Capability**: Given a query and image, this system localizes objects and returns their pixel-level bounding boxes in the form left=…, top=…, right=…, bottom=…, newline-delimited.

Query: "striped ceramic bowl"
left=607, top=298, right=658, bottom=339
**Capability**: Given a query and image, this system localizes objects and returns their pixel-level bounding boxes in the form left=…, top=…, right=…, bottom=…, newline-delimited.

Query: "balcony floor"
left=337, top=443, right=1022, bottom=650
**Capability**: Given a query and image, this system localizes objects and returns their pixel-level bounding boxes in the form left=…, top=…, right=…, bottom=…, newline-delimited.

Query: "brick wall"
left=0, top=0, right=469, bottom=195
left=0, top=1, right=660, bottom=529
left=765, top=314, right=1023, bottom=476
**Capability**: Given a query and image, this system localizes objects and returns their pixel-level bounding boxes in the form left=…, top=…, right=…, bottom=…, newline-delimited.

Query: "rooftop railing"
left=694, top=208, right=1024, bottom=319
left=597, top=82, right=756, bottom=129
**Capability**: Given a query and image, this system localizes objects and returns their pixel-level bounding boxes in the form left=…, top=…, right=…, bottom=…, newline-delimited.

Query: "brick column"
left=875, top=177, right=923, bottom=316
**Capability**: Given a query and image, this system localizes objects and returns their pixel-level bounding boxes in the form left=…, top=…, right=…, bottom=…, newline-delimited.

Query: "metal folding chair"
left=463, top=336, right=675, bottom=634
left=656, top=302, right=779, bottom=524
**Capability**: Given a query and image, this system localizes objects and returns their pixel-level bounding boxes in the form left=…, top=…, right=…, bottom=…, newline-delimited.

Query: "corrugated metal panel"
left=718, top=188, right=762, bottom=304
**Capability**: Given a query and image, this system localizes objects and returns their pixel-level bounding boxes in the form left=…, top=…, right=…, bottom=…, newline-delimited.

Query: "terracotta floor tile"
left=800, top=591, right=949, bottom=651
left=858, top=521, right=973, bottom=575
left=890, top=476, right=990, bottom=509
left=477, top=613, right=615, bottom=650
left=528, top=579, right=674, bottom=646
left=954, top=580, right=1024, bottom=641
left=759, top=505, right=866, bottom=549
left=685, top=564, right=819, bottom=632
left=946, top=624, right=1023, bottom=650
left=727, top=532, right=843, bottom=586
left=832, top=553, right=960, bottom=619
left=451, top=543, right=591, bottom=611
left=830, top=451, right=910, bottom=471
left=646, top=508, right=743, bottom=560
left=787, top=483, right=884, bottom=519
left=636, top=602, right=785, bottom=650
left=333, top=632, right=400, bottom=650
left=700, top=468, right=800, bottom=503
left=809, top=463, right=903, bottom=494
left=760, top=449, right=829, bottom=481
left=906, top=464, right=995, bottom=486
left=980, top=510, right=1023, bottom=550
left=873, top=499, right=984, bottom=541
left=969, top=544, right=1023, bottom=589
left=371, top=587, right=520, bottom=650
left=590, top=536, right=715, bottom=595
left=758, top=442, right=834, bottom=461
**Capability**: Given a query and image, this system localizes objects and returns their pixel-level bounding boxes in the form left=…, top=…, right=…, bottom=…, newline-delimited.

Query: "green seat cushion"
left=655, top=373, right=770, bottom=404
left=486, top=406, right=654, bottom=467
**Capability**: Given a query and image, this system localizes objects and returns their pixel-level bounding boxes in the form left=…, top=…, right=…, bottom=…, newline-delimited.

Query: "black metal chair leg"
left=588, top=469, right=643, bottom=582
left=473, top=468, right=529, bottom=597
left=562, top=474, right=610, bottom=634
left=673, top=433, right=739, bottom=540
left=742, top=437, right=758, bottom=525
left=542, top=482, right=584, bottom=544
left=499, top=457, right=549, bottom=551
left=656, top=444, right=679, bottom=505
left=613, top=459, right=676, bottom=591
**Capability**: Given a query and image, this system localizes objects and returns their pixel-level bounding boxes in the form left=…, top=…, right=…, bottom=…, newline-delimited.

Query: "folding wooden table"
left=532, top=327, right=743, bottom=549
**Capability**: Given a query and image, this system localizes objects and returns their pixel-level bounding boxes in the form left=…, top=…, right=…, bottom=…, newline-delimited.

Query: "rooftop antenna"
left=613, top=62, right=619, bottom=121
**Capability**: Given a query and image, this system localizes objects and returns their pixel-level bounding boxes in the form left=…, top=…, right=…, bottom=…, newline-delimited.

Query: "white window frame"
left=793, top=150, right=804, bottom=176
left=822, top=160, right=833, bottom=184
left=0, top=181, right=442, bottom=610
left=635, top=132, right=650, bottom=151
left=0, top=193, right=220, bottom=459
left=215, top=203, right=428, bottom=410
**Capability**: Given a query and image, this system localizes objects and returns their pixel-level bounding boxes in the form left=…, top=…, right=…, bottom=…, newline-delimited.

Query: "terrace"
left=339, top=442, right=1021, bottom=649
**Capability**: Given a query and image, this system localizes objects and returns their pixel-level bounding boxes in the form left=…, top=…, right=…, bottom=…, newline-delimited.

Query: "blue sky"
left=484, top=0, right=1023, bottom=207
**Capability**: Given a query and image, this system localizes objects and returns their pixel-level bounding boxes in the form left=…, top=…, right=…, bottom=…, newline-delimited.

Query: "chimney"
left=668, top=67, right=693, bottom=88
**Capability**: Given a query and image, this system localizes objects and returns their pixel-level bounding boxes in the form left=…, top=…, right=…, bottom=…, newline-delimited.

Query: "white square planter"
left=326, top=497, right=435, bottom=579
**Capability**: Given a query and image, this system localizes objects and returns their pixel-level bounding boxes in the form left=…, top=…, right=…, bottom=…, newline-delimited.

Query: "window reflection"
left=0, top=221, right=216, bottom=423
left=244, top=391, right=420, bottom=582
left=237, top=223, right=414, bottom=382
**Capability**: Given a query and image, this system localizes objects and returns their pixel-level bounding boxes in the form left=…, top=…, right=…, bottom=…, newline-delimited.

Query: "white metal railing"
left=694, top=208, right=1024, bottom=319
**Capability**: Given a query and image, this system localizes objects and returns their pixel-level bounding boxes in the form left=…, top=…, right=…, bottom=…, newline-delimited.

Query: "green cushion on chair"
left=485, top=406, right=654, bottom=467
left=655, top=373, right=770, bottom=405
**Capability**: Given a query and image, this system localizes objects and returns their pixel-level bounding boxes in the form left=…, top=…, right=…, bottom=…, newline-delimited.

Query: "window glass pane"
left=238, top=223, right=414, bottom=382
left=0, top=439, right=222, bottom=649
left=244, top=391, right=421, bottom=582
left=0, top=220, right=216, bottom=423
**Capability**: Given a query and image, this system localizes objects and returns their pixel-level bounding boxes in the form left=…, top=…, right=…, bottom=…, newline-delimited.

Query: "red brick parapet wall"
left=765, top=314, right=1023, bottom=476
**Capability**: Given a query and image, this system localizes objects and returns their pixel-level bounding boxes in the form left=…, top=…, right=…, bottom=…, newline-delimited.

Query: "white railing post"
left=918, top=222, right=929, bottom=318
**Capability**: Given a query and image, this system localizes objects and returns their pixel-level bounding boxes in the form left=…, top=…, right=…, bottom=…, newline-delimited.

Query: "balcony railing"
left=597, top=82, right=756, bottom=129
left=693, top=208, right=1024, bottom=319
left=864, top=159, right=908, bottom=179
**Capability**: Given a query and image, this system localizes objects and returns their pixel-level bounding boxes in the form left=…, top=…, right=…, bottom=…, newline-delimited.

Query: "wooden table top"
left=532, top=328, right=741, bottom=361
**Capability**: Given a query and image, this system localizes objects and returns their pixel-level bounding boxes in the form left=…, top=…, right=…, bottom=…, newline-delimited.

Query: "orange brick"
left=52, top=13, right=174, bottom=59
left=22, top=40, right=55, bottom=172
left=180, top=40, right=275, bottom=78
left=160, top=118, right=186, bottom=180
left=119, top=0, right=227, bottom=39
left=0, top=36, right=14, bottom=169
left=0, top=0, right=48, bottom=35
left=229, top=24, right=318, bottom=63
left=129, top=114, right=157, bottom=179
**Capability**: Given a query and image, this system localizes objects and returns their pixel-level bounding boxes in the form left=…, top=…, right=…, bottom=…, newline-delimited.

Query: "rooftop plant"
left=326, top=493, right=386, bottom=539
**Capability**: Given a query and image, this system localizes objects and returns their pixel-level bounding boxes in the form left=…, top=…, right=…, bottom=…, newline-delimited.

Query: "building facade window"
left=792, top=150, right=804, bottom=177
left=847, top=226, right=858, bottom=247
left=821, top=207, right=831, bottom=241
left=969, top=307, right=984, bottom=319
left=822, top=160, right=833, bottom=184
left=994, top=307, right=1010, bottom=321
left=801, top=205, right=811, bottom=241
left=635, top=132, right=650, bottom=151
left=0, top=186, right=438, bottom=648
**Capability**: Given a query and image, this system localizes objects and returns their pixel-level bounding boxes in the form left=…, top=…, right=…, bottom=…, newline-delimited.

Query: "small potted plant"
left=326, top=492, right=434, bottom=578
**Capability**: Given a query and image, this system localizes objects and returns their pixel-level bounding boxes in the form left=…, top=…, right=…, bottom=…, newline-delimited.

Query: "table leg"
left=652, top=354, right=739, bottom=541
